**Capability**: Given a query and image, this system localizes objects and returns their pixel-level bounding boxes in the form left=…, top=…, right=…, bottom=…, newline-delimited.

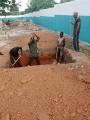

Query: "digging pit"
left=0, top=47, right=75, bottom=68
left=0, top=31, right=75, bottom=68
left=0, top=22, right=90, bottom=120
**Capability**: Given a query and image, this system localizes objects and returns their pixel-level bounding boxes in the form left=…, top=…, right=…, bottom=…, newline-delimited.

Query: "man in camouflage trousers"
left=28, top=33, right=40, bottom=65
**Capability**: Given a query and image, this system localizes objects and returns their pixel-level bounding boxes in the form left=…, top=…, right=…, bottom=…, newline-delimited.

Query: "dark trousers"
left=10, top=55, right=21, bottom=67
left=73, top=33, right=80, bottom=52
left=56, top=47, right=64, bottom=63
left=29, top=56, right=40, bottom=65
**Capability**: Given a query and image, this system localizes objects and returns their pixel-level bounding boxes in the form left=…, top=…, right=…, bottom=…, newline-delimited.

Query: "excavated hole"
left=1, top=48, right=76, bottom=68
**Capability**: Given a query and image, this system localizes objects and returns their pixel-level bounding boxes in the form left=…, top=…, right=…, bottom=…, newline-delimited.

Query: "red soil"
left=0, top=30, right=90, bottom=120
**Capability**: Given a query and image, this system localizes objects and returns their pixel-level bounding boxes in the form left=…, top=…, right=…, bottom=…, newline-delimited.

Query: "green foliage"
left=10, top=0, right=19, bottom=15
left=0, top=0, right=11, bottom=15
left=25, top=0, right=55, bottom=13
left=0, top=0, right=20, bottom=16
left=66, top=37, right=90, bottom=57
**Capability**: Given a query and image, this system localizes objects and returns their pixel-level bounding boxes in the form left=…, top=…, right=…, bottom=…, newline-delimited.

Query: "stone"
left=81, top=65, right=84, bottom=68
left=20, top=78, right=32, bottom=84
left=58, top=94, right=62, bottom=98
left=53, top=98, right=58, bottom=103
left=68, top=67, right=74, bottom=71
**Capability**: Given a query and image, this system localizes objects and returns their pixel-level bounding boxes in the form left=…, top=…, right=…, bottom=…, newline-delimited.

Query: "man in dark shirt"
left=9, top=47, right=22, bottom=67
left=28, top=33, right=40, bottom=65
left=72, top=12, right=81, bottom=52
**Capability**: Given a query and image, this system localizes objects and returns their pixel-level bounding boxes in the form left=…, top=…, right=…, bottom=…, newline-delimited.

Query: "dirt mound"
left=0, top=24, right=90, bottom=120
left=0, top=64, right=90, bottom=120
left=0, top=48, right=75, bottom=68
left=64, top=48, right=76, bottom=63
left=6, top=32, right=75, bottom=67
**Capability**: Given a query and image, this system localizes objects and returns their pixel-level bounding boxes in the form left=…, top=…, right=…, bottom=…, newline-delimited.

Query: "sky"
left=16, top=0, right=29, bottom=11
left=55, top=0, right=61, bottom=3
left=17, top=0, right=61, bottom=11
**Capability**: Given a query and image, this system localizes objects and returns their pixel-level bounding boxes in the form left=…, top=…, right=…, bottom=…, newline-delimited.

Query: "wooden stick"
left=12, top=55, right=21, bottom=67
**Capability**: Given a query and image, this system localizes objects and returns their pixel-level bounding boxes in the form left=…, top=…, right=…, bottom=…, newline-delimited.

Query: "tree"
left=0, top=0, right=11, bottom=15
left=10, top=0, right=19, bottom=15
left=25, top=0, right=55, bottom=13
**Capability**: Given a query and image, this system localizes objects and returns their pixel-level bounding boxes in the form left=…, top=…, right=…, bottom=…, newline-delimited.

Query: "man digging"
left=28, top=33, right=40, bottom=65
left=9, top=46, right=22, bottom=67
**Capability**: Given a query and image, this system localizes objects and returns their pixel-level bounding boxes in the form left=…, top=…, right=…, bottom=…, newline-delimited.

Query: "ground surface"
left=0, top=21, right=90, bottom=120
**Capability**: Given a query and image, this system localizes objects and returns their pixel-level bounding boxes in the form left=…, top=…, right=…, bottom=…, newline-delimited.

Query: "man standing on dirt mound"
left=28, top=33, right=40, bottom=65
left=71, top=12, right=81, bottom=52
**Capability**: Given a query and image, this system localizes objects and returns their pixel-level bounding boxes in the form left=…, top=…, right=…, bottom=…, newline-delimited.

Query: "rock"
left=53, top=98, right=58, bottom=103
left=81, top=65, right=84, bottom=68
left=68, top=67, right=74, bottom=71
left=49, top=97, right=52, bottom=100
left=20, top=78, right=32, bottom=84
left=21, top=79, right=27, bottom=84
left=58, top=94, right=62, bottom=98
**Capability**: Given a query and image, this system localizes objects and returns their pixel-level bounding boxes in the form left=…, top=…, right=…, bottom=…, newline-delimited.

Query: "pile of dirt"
left=0, top=63, right=90, bottom=120
left=0, top=22, right=90, bottom=120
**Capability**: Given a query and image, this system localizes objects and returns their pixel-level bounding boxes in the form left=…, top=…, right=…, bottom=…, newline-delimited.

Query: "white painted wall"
left=24, top=0, right=90, bottom=17
left=0, top=0, right=90, bottom=18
